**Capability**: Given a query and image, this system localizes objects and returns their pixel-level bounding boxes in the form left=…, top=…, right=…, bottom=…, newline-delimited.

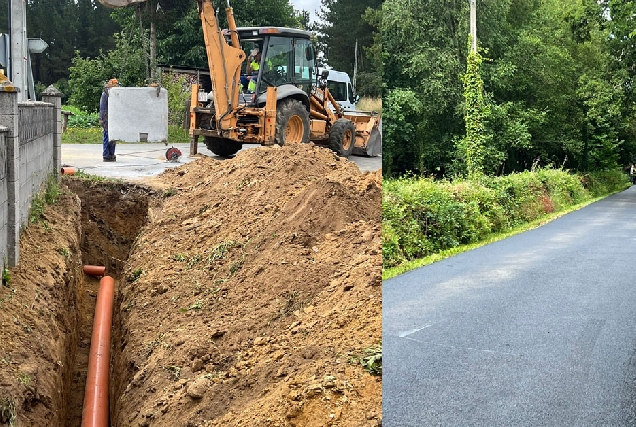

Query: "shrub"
left=63, top=106, right=100, bottom=129
left=382, top=168, right=628, bottom=270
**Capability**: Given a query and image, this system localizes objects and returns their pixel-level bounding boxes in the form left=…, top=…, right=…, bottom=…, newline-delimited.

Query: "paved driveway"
left=61, top=143, right=381, bottom=180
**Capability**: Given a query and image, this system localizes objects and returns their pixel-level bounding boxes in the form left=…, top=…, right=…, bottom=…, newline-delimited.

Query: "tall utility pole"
left=9, top=0, right=27, bottom=100
left=469, top=0, right=477, bottom=53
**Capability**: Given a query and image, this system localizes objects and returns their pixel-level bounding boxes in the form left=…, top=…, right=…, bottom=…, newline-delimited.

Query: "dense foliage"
left=317, top=0, right=382, bottom=97
left=382, top=170, right=631, bottom=268
left=0, top=0, right=312, bottom=111
left=382, top=0, right=636, bottom=177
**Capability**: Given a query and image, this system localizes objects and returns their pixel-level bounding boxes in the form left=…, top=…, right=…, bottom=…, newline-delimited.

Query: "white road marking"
left=398, top=324, right=433, bottom=338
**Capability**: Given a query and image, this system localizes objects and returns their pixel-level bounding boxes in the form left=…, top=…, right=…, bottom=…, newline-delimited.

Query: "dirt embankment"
left=0, top=143, right=381, bottom=426
left=0, top=191, right=82, bottom=426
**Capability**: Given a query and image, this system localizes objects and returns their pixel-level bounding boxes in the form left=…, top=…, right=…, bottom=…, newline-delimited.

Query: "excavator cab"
left=235, top=27, right=315, bottom=105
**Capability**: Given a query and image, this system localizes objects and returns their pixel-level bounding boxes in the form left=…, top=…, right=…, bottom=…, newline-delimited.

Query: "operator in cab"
left=240, top=48, right=261, bottom=93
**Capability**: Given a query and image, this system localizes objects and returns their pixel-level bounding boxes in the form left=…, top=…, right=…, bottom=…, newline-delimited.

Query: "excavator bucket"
left=98, top=0, right=146, bottom=8
left=365, top=125, right=382, bottom=157
left=347, top=113, right=382, bottom=157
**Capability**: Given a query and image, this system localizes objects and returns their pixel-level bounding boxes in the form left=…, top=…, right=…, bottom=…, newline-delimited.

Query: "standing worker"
left=99, top=79, right=119, bottom=162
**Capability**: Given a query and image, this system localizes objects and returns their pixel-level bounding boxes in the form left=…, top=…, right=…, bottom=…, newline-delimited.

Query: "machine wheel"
left=327, top=118, right=355, bottom=157
left=275, top=99, right=310, bottom=145
left=204, top=137, right=242, bottom=157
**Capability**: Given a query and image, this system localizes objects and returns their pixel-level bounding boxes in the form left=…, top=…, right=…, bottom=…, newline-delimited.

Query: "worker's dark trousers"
left=102, top=129, right=116, bottom=158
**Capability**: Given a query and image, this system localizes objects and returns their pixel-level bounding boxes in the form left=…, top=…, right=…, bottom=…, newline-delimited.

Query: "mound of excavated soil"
left=112, top=143, right=382, bottom=426
left=0, top=143, right=381, bottom=427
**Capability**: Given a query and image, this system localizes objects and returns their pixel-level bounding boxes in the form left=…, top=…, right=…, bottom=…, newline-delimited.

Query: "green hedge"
left=63, top=106, right=100, bottom=129
left=382, top=169, right=630, bottom=269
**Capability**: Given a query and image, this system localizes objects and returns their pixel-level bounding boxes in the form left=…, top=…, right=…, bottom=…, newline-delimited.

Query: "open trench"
left=62, top=179, right=154, bottom=426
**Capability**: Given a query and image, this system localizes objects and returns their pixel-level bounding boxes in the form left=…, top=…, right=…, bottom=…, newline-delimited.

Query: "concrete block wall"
left=0, top=81, right=61, bottom=267
left=17, top=102, right=55, bottom=226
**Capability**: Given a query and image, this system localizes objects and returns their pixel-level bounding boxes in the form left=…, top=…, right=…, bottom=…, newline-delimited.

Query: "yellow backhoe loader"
left=98, top=0, right=381, bottom=158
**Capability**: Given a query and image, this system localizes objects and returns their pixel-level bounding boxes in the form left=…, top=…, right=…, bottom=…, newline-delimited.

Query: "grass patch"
left=357, top=96, right=382, bottom=113
left=62, top=124, right=189, bottom=144
left=62, top=127, right=102, bottom=144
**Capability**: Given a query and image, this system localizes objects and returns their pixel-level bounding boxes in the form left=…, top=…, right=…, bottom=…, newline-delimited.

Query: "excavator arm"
left=197, top=0, right=245, bottom=131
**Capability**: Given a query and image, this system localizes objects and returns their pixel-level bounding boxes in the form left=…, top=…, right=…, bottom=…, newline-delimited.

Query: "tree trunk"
left=150, top=0, right=157, bottom=81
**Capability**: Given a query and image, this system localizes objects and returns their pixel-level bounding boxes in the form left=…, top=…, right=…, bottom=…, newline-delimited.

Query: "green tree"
left=317, top=0, right=382, bottom=79
left=68, top=19, right=147, bottom=112
left=27, top=0, right=77, bottom=84
left=356, top=5, right=381, bottom=97
left=382, top=0, right=468, bottom=176
left=598, top=0, right=636, bottom=164
left=382, top=88, right=425, bottom=177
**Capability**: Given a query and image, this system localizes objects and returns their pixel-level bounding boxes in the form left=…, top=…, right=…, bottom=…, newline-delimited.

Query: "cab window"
left=258, top=36, right=314, bottom=94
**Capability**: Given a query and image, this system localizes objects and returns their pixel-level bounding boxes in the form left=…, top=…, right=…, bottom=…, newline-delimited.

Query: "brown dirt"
left=0, top=143, right=382, bottom=426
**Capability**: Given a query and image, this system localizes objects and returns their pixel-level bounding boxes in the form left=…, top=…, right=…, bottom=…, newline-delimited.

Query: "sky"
left=289, top=0, right=322, bottom=24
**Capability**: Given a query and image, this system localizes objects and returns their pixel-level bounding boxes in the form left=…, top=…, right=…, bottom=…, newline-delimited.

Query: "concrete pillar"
left=42, top=85, right=63, bottom=180
left=9, top=0, right=28, bottom=101
left=0, top=74, right=20, bottom=266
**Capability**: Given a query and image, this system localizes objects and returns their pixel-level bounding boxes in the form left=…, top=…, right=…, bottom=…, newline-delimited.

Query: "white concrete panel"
left=108, top=87, right=168, bottom=143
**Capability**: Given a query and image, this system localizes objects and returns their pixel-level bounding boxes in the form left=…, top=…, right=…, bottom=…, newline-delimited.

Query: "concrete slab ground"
left=61, top=143, right=381, bottom=180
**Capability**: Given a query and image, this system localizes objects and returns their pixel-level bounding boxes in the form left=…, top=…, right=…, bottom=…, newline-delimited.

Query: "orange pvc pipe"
left=61, top=167, right=75, bottom=175
left=83, top=265, right=106, bottom=277
left=81, top=276, right=115, bottom=427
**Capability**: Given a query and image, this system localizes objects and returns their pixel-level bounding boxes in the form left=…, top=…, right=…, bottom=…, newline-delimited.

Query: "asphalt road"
left=383, top=186, right=636, bottom=426
left=61, top=142, right=381, bottom=180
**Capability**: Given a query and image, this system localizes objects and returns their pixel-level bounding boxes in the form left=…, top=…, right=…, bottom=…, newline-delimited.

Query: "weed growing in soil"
left=73, top=169, right=107, bottom=182
left=208, top=240, right=236, bottom=264
left=29, top=197, right=45, bottom=224
left=0, top=397, right=16, bottom=426
left=361, top=344, right=382, bottom=376
left=44, top=175, right=60, bottom=205
left=29, top=175, right=60, bottom=224
left=165, top=365, right=181, bottom=380
left=229, top=256, right=245, bottom=275
left=128, top=268, right=143, bottom=282
left=144, top=333, right=169, bottom=358
left=163, top=188, right=177, bottom=197
left=189, top=300, right=203, bottom=310
left=2, top=266, right=10, bottom=288
left=17, top=373, right=30, bottom=387
left=186, top=254, right=202, bottom=269
left=57, top=247, right=70, bottom=258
